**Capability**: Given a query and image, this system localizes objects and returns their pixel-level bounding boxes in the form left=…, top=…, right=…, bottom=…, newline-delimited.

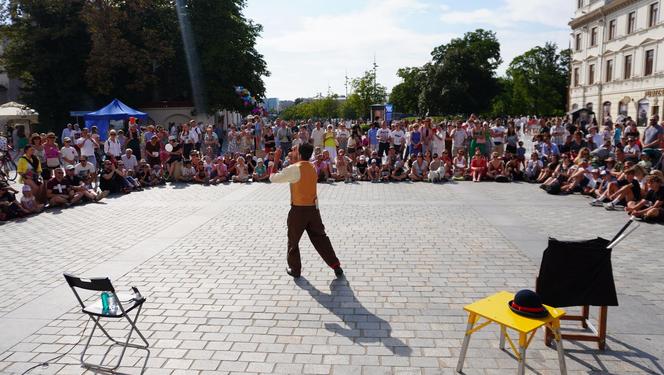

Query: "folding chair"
left=63, top=273, right=149, bottom=372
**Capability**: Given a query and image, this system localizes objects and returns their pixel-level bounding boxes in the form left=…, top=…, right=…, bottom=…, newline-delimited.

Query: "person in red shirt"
left=470, top=148, right=487, bottom=182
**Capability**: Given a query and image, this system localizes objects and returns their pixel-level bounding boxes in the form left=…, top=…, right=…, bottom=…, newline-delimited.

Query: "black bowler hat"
left=508, top=289, right=549, bottom=318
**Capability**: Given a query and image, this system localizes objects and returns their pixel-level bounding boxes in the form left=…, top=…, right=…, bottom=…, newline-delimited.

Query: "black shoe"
left=334, top=267, right=344, bottom=278
left=286, top=268, right=301, bottom=278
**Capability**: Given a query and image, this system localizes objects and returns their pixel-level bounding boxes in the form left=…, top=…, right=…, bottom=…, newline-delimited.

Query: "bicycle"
left=1, top=146, right=18, bottom=182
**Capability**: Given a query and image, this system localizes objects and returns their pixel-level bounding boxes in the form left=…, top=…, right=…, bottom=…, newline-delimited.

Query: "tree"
left=389, top=67, right=423, bottom=115
left=338, top=93, right=360, bottom=119
left=83, top=0, right=178, bottom=102
left=1, top=0, right=92, bottom=130
left=506, top=42, right=570, bottom=116
left=186, top=0, right=269, bottom=114
left=420, top=29, right=501, bottom=116
left=351, top=70, right=387, bottom=119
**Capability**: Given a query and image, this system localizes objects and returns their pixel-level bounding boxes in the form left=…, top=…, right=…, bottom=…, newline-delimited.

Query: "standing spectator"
left=310, top=122, right=325, bottom=150
left=203, top=125, right=220, bottom=157
left=376, top=122, right=391, bottom=157
left=277, top=121, right=293, bottom=159
left=642, top=116, right=664, bottom=162
left=43, top=132, right=61, bottom=175
left=61, top=123, right=73, bottom=143
left=432, top=124, right=445, bottom=157
left=76, top=128, right=98, bottom=167
left=368, top=122, right=379, bottom=152
left=336, top=123, right=349, bottom=152
left=391, top=122, right=405, bottom=155
left=451, top=122, right=467, bottom=156
left=491, top=120, right=506, bottom=156
left=104, top=130, right=122, bottom=160
left=29, top=134, right=48, bottom=181
left=145, top=135, right=161, bottom=167
left=323, top=125, right=338, bottom=161
left=60, top=137, right=77, bottom=167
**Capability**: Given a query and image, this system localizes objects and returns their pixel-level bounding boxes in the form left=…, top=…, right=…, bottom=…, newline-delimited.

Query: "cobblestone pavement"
left=1, top=181, right=663, bottom=374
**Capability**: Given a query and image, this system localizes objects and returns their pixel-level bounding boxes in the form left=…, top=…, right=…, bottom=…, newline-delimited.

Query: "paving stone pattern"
left=0, top=181, right=663, bottom=374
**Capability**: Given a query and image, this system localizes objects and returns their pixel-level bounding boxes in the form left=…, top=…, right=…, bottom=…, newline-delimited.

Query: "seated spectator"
left=17, top=145, right=46, bottom=204
left=151, top=164, right=166, bottom=185
left=516, top=141, right=527, bottom=169
left=525, top=152, right=543, bottom=182
left=19, top=184, right=44, bottom=214
left=355, top=155, right=368, bottom=181
left=211, top=157, right=229, bottom=184
left=452, top=149, right=467, bottom=180
left=232, top=156, right=249, bottom=183
left=368, top=159, right=381, bottom=182
left=504, top=153, right=522, bottom=181
left=179, top=159, right=196, bottom=183
left=253, top=159, right=269, bottom=182
left=380, top=162, right=391, bottom=182
left=428, top=154, right=446, bottom=183
left=47, top=168, right=81, bottom=207
left=313, top=153, right=332, bottom=182
left=136, top=163, right=157, bottom=187
left=116, top=160, right=141, bottom=190
left=409, top=154, right=428, bottom=182
left=192, top=159, right=209, bottom=184
left=603, top=166, right=646, bottom=210
left=391, top=160, right=407, bottom=181
left=121, top=148, right=139, bottom=172
left=0, top=181, right=29, bottom=220
left=99, top=160, right=131, bottom=195
left=166, top=136, right=183, bottom=181
left=333, top=150, right=352, bottom=183
left=623, top=137, right=641, bottom=162
left=638, top=153, right=652, bottom=171
left=74, top=155, right=97, bottom=188
left=486, top=152, right=505, bottom=181
left=64, top=164, right=106, bottom=202
left=470, top=149, right=487, bottom=182
left=537, top=154, right=559, bottom=183
left=626, top=173, right=664, bottom=221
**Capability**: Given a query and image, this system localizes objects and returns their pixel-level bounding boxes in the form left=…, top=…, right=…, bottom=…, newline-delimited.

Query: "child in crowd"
left=20, top=185, right=44, bottom=214
left=179, top=160, right=196, bottom=183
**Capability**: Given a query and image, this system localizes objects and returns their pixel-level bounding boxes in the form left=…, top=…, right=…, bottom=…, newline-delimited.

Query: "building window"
left=624, top=55, right=632, bottom=79
left=578, top=0, right=583, bottom=8
left=575, top=34, right=582, bottom=51
left=628, top=11, right=636, bottom=34
left=591, top=27, right=598, bottom=46
left=606, top=60, right=613, bottom=82
left=645, top=49, right=655, bottom=76
left=619, top=101, right=628, bottom=116
left=608, top=19, right=617, bottom=40
left=589, top=64, right=595, bottom=84
left=649, top=3, right=659, bottom=27
left=573, top=67, right=580, bottom=87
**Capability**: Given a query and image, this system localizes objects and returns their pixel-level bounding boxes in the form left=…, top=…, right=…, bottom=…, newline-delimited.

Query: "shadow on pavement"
left=295, top=277, right=412, bottom=356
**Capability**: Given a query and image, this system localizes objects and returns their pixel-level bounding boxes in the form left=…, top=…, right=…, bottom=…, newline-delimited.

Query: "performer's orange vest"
left=290, top=161, right=317, bottom=206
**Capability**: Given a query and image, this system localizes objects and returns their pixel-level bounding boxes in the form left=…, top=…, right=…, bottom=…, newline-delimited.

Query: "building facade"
left=570, top=0, right=664, bottom=125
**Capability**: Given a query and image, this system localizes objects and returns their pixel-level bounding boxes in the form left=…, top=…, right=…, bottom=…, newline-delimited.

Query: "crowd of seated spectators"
left=1, top=113, right=662, bottom=223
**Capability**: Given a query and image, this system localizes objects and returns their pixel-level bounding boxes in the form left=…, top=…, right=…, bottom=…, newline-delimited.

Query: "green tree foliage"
left=351, top=70, right=387, bottom=119
left=185, top=0, right=269, bottom=113
left=280, top=95, right=340, bottom=121
left=1, top=0, right=92, bottom=130
left=507, top=43, right=569, bottom=116
left=493, top=43, right=570, bottom=116
left=0, top=0, right=268, bottom=130
left=388, top=67, right=423, bottom=115
left=419, top=29, right=501, bottom=116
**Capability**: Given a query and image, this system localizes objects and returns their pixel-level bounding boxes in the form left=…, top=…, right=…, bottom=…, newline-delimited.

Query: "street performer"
left=270, top=142, right=343, bottom=279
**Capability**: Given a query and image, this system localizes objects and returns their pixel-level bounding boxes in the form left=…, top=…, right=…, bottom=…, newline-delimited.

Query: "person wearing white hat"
left=19, top=184, right=44, bottom=214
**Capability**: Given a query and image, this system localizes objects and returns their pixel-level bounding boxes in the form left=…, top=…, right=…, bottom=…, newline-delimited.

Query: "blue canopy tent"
left=83, top=99, right=147, bottom=140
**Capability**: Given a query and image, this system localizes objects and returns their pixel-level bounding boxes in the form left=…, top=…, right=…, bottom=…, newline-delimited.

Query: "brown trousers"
left=287, top=205, right=340, bottom=273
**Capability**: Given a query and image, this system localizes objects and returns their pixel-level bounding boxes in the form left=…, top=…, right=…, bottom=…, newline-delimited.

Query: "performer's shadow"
left=295, top=277, right=412, bottom=356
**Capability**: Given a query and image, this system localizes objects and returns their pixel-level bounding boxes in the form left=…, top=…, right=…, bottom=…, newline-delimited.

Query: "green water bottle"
left=101, top=292, right=110, bottom=314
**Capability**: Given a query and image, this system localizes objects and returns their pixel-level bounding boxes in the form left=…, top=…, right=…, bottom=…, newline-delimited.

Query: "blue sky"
left=243, top=0, right=572, bottom=100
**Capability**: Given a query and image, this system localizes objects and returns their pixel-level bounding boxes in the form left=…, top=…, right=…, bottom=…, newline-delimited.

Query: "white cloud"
left=248, top=0, right=453, bottom=99
left=440, top=0, right=572, bottom=29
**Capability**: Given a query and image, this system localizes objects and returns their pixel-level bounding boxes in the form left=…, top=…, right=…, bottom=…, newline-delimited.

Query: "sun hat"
left=508, top=290, right=549, bottom=318
left=66, top=164, right=75, bottom=170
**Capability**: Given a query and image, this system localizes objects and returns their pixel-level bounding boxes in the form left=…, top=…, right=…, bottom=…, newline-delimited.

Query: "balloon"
left=165, top=143, right=173, bottom=152
left=129, top=117, right=136, bottom=125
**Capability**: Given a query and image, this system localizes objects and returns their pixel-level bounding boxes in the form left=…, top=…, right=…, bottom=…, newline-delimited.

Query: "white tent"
left=0, top=101, right=38, bottom=134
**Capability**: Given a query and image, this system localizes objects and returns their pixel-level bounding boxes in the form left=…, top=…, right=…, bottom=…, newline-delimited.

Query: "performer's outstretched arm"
left=270, top=164, right=301, bottom=184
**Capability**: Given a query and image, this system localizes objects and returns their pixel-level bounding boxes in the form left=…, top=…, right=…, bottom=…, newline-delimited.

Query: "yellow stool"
left=456, top=291, right=567, bottom=375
